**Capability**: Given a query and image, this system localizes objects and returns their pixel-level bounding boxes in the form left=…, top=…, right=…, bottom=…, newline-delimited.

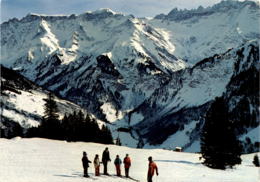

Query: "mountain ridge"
left=155, top=0, right=259, bottom=21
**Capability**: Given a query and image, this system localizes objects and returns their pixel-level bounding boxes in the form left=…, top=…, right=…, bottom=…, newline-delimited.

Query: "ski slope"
left=0, top=138, right=258, bottom=182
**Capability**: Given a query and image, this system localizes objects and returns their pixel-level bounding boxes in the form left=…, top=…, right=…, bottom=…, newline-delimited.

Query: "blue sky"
left=1, top=0, right=232, bottom=22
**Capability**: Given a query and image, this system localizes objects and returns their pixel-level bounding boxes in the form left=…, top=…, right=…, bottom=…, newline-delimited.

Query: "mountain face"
left=1, top=8, right=186, bottom=121
left=0, top=65, right=100, bottom=137
left=132, top=40, right=259, bottom=152
left=1, top=1, right=259, bottom=152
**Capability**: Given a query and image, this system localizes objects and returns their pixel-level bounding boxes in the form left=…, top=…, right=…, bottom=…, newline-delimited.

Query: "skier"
left=94, top=154, right=101, bottom=176
left=147, top=156, right=158, bottom=182
left=82, top=151, right=92, bottom=177
left=123, top=154, right=131, bottom=178
left=114, top=155, right=122, bottom=176
left=102, top=147, right=111, bottom=175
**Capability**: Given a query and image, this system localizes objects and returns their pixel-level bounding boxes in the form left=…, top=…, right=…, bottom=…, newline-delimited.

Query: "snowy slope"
left=1, top=89, right=84, bottom=128
left=0, top=66, right=101, bottom=129
left=0, top=138, right=259, bottom=182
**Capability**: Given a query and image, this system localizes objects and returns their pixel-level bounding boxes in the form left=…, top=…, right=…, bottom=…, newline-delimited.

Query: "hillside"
left=0, top=66, right=104, bottom=137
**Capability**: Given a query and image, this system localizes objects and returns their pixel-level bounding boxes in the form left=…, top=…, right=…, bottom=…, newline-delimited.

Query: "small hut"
left=175, top=147, right=182, bottom=152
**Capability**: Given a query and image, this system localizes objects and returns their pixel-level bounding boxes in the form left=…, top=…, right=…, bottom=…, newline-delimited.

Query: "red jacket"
left=148, top=161, right=158, bottom=177
left=123, top=157, right=131, bottom=168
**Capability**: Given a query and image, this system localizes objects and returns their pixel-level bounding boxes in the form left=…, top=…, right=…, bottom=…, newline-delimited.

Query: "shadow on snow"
left=155, top=159, right=200, bottom=165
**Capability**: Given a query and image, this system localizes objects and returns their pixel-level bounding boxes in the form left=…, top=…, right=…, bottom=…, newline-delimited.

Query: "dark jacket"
left=82, top=156, right=91, bottom=168
left=102, top=150, right=111, bottom=163
left=114, top=158, right=122, bottom=165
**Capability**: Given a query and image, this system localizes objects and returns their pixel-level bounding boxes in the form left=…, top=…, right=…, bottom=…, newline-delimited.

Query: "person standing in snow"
left=147, top=156, right=158, bottom=182
left=94, top=154, right=101, bottom=176
left=114, top=155, right=122, bottom=176
left=102, top=147, right=111, bottom=175
left=82, top=151, right=92, bottom=177
left=123, top=154, right=131, bottom=178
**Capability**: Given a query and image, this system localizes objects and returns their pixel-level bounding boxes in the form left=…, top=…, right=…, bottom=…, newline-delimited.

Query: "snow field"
left=0, top=138, right=258, bottom=182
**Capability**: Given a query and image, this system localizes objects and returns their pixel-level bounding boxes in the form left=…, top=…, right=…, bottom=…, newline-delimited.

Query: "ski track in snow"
left=0, top=138, right=258, bottom=182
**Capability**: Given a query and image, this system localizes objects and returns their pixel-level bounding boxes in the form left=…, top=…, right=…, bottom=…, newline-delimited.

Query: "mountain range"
left=1, top=0, right=259, bottom=152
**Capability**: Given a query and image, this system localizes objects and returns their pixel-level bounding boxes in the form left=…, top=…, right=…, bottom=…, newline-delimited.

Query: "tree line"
left=26, top=93, right=113, bottom=144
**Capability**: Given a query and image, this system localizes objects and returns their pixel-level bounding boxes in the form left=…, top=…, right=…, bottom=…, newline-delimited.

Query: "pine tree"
left=87, top=116, right=101, bottom=143
left=41, top=92, right=61, bottom=139
left=253, top=154, right=260, bottom=167
left=200, top=97, right=242, bottom=169
left=43, top=93, right=59, bottom=121
left=74, top=110, right=85, bottom=141
left=61, top=114, right=69, bottom=140
left=100, top=125, right=114, bottom=144
left=26, top=126, right=40, bottom=138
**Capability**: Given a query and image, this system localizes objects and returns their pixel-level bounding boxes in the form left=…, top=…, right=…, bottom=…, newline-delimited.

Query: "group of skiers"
left=82, top=147, right=159, bottom=182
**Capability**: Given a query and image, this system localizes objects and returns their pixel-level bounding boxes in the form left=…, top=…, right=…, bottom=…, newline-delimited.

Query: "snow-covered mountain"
left=131, top=40, right=259, bottom=152
left=0, top=66, right=104, bottom=137
left=151, top=0, right=260, bottom=64
left=1, top=8, right=186, bottom=121
left=1, top=1, right=259, bottom=152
